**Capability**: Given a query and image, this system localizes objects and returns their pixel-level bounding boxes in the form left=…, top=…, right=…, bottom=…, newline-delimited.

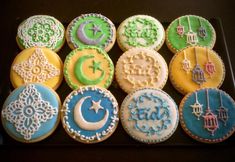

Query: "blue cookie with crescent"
left=66, top=13, right=116, bottom=52
left=63, top=46, right=114, bottom=90
left=179, top=88, right=235, bottom=143
left=61, top=86, right=119, bottom=143
left=1, top=83, right=61, bottom=143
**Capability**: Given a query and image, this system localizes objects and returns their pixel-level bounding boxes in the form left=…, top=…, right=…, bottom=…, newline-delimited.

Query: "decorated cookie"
left=179, top=88, right=235, bottom=143
left=66, top=13, right=116, bottom=52
left=1, top=83, right=61, bottom=143
left=64, top=46, right=114, bottom=90
left=120, top=88, right=179, bottom=144
left=166, top=15, right=216, bottom=53
left=10, top=47, right=63, bottom=90
left=115, top=47, right=168, bottom=93
left=169, top=46, right=225, bottom=95
left=16, top=15, right=65, bottom=52
left=61, top=86, right=119, bottom=143
left=117, top=15, right=165, bottom=52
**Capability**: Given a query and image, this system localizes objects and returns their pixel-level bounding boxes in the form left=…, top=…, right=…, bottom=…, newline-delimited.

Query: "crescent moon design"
left=74, top=54, right=105, bottom=85
left=77, top=20, right=105, bottom=45
left=74, top=96, right=109, bottom=131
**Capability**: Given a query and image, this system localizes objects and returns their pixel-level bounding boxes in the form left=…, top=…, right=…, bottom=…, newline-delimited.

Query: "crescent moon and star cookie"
left=61, top=86, right=119, bottom=143
left=115, top=47, right=168, bottom=94
left=63, top=46, right=114, bottom=90
left=117, top=15, right=165, bottom=52
left=169, top=46, right=225, bottom=95
left=10, top=47, right=63, bottom=90
left=179, top=88, right=235, bottom=143
left=120, top=88, right=179, bottom=144
left=166, top=15, right=216, bottom=53
left=1, top=83, right=61, bottom=143
left=16, top=15, right=65, bottom=52
left=66, top=13, right=116, bottom=52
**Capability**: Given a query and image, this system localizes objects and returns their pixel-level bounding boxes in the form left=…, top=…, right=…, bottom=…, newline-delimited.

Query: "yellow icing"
left=169, top=46, right=225, bottom=94
left=10, top=47, right=63, bottom=90
left=65, top=48, right=113, bottom=88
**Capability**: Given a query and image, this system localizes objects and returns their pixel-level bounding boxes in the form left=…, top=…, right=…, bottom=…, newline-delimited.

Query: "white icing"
left=13, top=48, right=60, bottom=83
left=2, top=84, right=57, bottom=140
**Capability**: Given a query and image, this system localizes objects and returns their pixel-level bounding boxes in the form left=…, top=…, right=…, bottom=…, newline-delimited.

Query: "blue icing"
left=182, top=89, right=235, bottom=139
left=2, top=84, right=59, bottom=141
left=66, top=89, right=115, bottom=137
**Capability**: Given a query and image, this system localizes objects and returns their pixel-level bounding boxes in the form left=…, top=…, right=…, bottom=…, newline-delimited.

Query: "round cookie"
left=1, top=83, right=61, bottom=143
left=66, top=13, right=116, bottom=52
left=10, top=47, right=63, bottom=90
left=117, top=15, right=165, bottom=52
left=115, top=47, right=168, bottom=93
left=166, top=15, right=216, bottom=53
left=61, top=86, right=119, bottom=144
left=120, top=88, right=179, bottom=144
left=64, top=46, right=114, bottom=90
left=179, top=88, right=235, bottom=143
left=169, top=46, right=225, bottom=95
left=16, top=15, right=65, bottom=52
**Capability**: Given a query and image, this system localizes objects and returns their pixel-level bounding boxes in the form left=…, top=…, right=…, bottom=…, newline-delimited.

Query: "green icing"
left=124, top=18, right=158, bottom=47
left=69, top=14, right=113, bottom=49
left=64, top=46, right=114, bottom=90
left=167, top=15, right=216, bottom=52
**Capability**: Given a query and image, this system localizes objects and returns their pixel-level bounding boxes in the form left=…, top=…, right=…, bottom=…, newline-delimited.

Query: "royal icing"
left=1, top=84, right=60, bottom=142
left=17, top=15, right=64, bottom=51
left=61, top=86, right=119, bottom=143
left=120, top=88, right=178, bottom=143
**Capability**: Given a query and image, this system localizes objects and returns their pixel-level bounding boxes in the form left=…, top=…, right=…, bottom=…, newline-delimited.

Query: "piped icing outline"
left=63, top=46, right=114, bottom=90
left=61, top=86, right=119, bottom=144
left=166, top=15, right=216, bottom=54
left=179, top=88, right=235, bottom=143
left=66, top=13, right=116, bottom=52
left=120, top=87, right=179, bottom=144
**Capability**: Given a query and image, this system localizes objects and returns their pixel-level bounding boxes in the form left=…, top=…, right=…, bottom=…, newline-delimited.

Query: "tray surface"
left=0, top=18, right=234, bottom=147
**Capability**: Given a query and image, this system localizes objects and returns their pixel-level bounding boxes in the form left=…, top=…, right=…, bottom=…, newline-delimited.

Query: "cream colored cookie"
left=115, top=47, right=168, bottom=93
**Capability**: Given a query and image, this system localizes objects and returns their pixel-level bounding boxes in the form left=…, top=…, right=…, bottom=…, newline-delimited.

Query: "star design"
left=89, top=100, right=104, bottom=114
left=89, top=60, right=102, bottom=73
left=89, top=24, right=102, bottom=35
left=12, top=48, right=60, bottom=83
left=2, top=84, right=57, bottom=140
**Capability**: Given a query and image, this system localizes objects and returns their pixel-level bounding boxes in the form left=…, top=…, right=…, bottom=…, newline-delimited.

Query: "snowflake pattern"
left=2, top=84, right=57, bottom=140
left=13, top=48, right=60, bottom=83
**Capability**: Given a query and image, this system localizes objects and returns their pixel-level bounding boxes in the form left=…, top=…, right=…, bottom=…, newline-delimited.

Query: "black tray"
left=0, top=18, right=234, bottom=148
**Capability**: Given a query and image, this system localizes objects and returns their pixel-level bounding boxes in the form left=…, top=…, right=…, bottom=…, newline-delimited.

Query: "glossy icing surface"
left=61, top=86, right=119, bottom=143
left=179, top=88, right=235, bottom=143
left=1, top=84, right=60, bottom=143
left=166, top=15, right=216, bottom=53
left=10, top=47, right=63, bottom=90
left=120, top=88, right=178, bottom=144
left=63, top=46, right=114, bottom=90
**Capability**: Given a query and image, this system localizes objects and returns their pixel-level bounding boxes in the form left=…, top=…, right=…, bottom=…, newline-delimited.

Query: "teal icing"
left=182, top=89, right=235, bottom=140
left=2, top=84, right=60, bottom=142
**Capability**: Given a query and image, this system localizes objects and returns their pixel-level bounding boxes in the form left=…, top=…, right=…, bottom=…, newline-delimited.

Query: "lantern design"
left=190, top=91, right=203, bottom=120
left=181, top=50, right=191, bottom=73
left=198, top=18, right=207, bottom=39
left=186, top=16, right=198, bottom=45
left=217, top=91, right=229, bottom=126
left=205, top=49, right=216, bottom=77
left=192, top=48, right=206, bottom=85
left=177, top=18, right=184, bottom=37
left=203, top=89, right=219, bottom=136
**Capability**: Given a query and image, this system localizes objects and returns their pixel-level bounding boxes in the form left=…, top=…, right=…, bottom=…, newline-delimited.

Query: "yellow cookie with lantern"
left=169, top=46, right=225, bottom=95
left=63, top=46, right=114, bottom=89
left=10, top=47, right=63, bottom=90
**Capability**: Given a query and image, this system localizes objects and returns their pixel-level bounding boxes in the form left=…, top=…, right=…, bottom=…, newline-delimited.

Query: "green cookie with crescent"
left=64, top=46, right=114, bottom=90
left=66, top=13, right=116, bottom=52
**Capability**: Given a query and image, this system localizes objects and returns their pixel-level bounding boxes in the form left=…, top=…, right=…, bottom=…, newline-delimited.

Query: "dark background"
left=1, top=0, right=235, bottom=161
